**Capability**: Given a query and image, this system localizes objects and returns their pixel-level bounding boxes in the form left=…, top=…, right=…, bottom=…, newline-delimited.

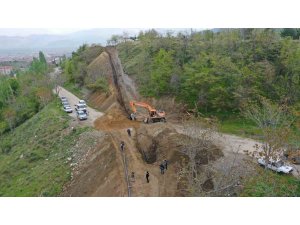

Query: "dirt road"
left=56, top=85, right=104, bottom=127
left=172, top=124, right=259, bottom=156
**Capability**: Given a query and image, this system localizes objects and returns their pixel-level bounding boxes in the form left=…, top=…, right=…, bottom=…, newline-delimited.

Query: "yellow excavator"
left=129, top=101, right=166, bottom=123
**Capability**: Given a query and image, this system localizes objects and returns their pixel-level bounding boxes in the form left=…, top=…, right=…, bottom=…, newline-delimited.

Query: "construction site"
left=57, top=47, right=267, bottom=197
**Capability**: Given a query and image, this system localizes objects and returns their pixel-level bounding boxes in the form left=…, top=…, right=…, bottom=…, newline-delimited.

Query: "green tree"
left=276, top=38, right=300, bottom=104
left=243, top=98, right=294, bottom=166
left=281, top=28, right=300, bottom=40
left=3, top=107, right=17, bottom=131
left=147, top=49, right=175, bottom=97
left=39, top=51, right=47, bottom=65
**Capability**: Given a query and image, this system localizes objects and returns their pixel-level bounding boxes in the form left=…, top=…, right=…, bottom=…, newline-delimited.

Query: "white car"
left=62, top=99, right=69, bottom=105
left=258, top=158, right=293, bottom=174
left=63, top=105, right=73, bottom=113
left=75, top=103, right=87, bottom=112
left=77, top=110, right=88, bottom=120
left=79, top=100, right=86, bottom=105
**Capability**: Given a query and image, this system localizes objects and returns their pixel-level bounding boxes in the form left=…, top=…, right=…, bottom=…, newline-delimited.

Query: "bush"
left=86, top=77, right=110, bottom=95
left=0, top=138, right=12, bottom=154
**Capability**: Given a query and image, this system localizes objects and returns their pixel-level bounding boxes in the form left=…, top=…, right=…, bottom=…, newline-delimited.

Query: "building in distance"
left=0, top=66, right=13, bottom=75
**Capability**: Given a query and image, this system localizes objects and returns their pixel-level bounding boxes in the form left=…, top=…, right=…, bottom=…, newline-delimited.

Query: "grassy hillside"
left=0, top=100, right=88, bottom=196
left=241, top=169, right=300, bottom=197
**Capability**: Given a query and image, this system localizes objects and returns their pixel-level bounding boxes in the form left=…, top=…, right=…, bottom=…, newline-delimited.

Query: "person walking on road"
left=146, top=171, right=150, bottom=183
left=159, top=163, right=165, bottom=174
left=120, top=141, right=125, bottom=151
left=163, top=159, right=168, bottom=170
left=127, top=128, right=131, bottom=137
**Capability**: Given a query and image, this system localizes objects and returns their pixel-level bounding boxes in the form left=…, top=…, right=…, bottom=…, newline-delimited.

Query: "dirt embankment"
left=62, top=130, right=127, bottom=197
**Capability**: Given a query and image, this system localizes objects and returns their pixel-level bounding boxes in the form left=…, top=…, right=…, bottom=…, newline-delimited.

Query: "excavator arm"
left=130, top=101, right=155, bottom=113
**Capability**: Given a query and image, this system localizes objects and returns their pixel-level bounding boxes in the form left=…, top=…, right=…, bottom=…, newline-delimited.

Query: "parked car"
left=258, top=158, right=293, bottom=174
left=75, top=103, right=87, bottom=113
left=62, top=101, right=70, bottom=107
left=60, top=96, right=67, bottom=101
left=63, top=105, right=73, bottom=113
left=79, top=100, right=86, bottom=105
left=77, top=110, right=88, bottom=120
left=62, top=99, right=69, bottom=105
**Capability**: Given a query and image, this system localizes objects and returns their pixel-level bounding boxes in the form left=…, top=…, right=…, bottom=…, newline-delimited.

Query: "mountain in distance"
left=0, top=28, right=203, bottom=57
left=0, top=28, right=130, bottom=56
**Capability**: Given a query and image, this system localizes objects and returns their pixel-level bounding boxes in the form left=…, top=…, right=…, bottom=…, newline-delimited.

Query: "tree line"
left=0, top=52, right=53, bottom=135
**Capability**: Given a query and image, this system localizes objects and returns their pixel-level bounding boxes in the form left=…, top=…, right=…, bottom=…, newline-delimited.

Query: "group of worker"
left=120, top=128, right=169, bottom=184
left=145, top=159, right=168, bottom=183
left=146, top=159, right=168, bottom=183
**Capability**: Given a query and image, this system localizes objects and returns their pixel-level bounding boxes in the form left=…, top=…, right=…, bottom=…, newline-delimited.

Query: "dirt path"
left=56, top=85, right=104, bottom=127
left=172, top=124, right=260, bottom=156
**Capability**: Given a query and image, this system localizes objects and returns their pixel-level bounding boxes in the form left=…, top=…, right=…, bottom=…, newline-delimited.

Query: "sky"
left=0, top=28, right=84, bottom=36
left=0, top=28, right=200, bottom=37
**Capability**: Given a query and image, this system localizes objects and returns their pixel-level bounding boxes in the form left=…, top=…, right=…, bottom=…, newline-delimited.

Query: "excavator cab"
left=150, top=110, right=155, bottom=117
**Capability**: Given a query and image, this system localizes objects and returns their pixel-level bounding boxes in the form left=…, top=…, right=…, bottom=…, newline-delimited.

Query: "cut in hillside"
left=61, top=130, right=128, bottom=197
left=87, top=51, right=113, bottom=83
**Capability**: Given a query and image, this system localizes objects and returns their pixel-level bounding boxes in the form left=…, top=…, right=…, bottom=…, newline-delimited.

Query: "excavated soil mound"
left=94, top=103, right=140, bottom=131
left=136, top=123, right=223, bottom=165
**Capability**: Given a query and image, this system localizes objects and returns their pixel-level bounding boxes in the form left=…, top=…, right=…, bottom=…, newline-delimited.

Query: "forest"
left=115, top=29, right=300, bottom=117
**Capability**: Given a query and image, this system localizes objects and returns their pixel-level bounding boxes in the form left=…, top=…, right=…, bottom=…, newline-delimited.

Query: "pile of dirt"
left=94, top=103, right=140, bottom=131
left=136, top=123, right=223, bottom=166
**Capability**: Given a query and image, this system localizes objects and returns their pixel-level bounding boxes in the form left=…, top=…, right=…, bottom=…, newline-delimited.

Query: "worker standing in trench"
left=164, top=159, right=168, bottom=170
left=127, top=128, right=131, bottom=137
left=159, top=163, right=165, bottom=174
left=146, top=171, right=150, bottom=183
left=120, top=141, right=125, bottom=151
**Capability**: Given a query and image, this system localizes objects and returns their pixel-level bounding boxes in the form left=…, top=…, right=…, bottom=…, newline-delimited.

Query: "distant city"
left=0, top=28, right=201, bottom=76
left=0, top=28, right=199, bottom=60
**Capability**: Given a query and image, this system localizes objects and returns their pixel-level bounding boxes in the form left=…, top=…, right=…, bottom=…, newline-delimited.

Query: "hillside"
left=0, top=100, right=96, bottom=196
left=1, top=29, right=299, bottom=197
